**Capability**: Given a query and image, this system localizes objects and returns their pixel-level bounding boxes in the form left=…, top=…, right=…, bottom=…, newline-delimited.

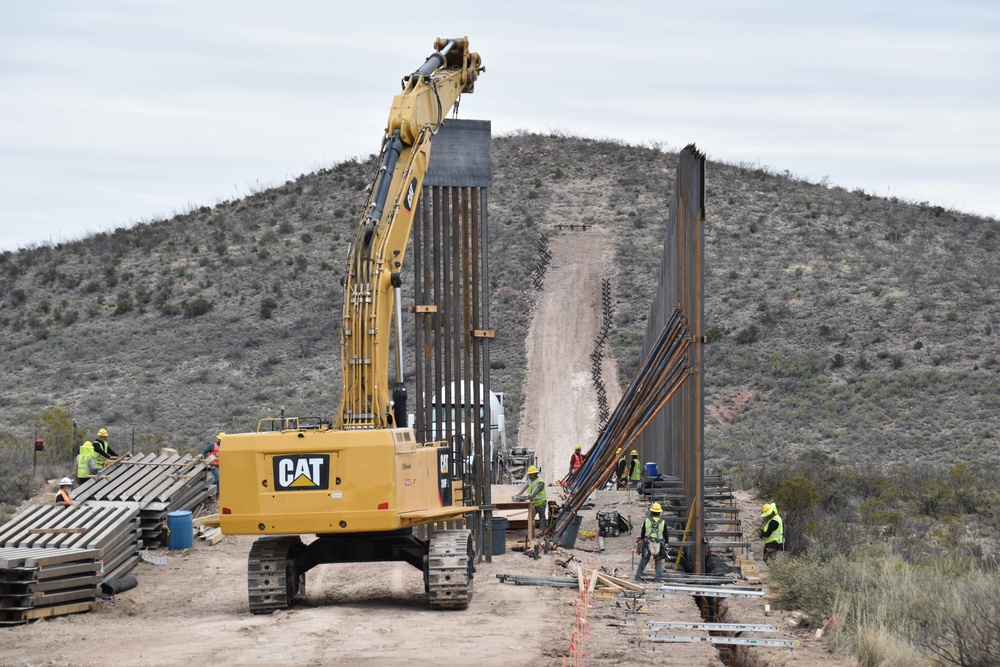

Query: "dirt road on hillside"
left=518, top=230, right=623, bottom=483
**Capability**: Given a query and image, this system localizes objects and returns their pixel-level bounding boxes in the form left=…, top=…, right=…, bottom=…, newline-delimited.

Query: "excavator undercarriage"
left=247, top=529, right=474, bottom=614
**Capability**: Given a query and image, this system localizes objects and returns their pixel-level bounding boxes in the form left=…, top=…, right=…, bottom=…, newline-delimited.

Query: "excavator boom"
left=340, top=37, right=482, bottom=430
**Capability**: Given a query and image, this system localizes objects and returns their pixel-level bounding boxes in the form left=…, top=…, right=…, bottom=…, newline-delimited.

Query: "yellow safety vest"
left=643, top=516, right=665, bottom=542
left=763, top=514, right=784, bottom=545
left=527, top=477, right=546, bottom=507
left=77, top=442, right=97, bottom=476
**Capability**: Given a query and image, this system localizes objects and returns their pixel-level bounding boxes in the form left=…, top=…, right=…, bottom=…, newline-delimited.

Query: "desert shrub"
left=261, top=297, right=277, bottom=320
left=734, top=324, right=758, bottom=344
left=113, top=294, right=134, bottom=316
left=182, top=296, right=213, bottom=318
left=704, top=325, right=725, bottom=343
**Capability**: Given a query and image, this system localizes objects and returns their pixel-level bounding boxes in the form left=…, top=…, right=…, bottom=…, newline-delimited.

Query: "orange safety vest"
left=570, top=453, right=583, bottom=472
left=208, top=442, right=220, bottom=466
left=56, top=488, right=73, bottom=505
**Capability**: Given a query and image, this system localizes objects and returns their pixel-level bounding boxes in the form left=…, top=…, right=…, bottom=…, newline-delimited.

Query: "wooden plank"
left=594, top=573, right=624, bottom=592
left=597, top=572, right=644, bottom=592
left=193, top=514, right=220, bottom=527
left=18, top=600, right=95, bottom=621
left=29, top=528, right=87, bottom=535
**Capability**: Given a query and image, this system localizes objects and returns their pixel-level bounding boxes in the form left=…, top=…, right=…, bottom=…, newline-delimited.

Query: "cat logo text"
left=272, top=454, right=330, bottom=491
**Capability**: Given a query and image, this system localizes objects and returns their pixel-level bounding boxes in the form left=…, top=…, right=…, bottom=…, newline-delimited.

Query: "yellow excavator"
left=219, top=37, right=484, bottom=613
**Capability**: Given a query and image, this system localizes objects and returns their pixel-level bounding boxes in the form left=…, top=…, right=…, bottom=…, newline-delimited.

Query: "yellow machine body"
left=220, top=424, right=467, bottom=535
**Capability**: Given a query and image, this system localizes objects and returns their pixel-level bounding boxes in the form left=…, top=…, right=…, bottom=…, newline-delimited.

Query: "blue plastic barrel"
left=645, top=462, right=659, bottom=478
left=167, top=510, right=193, bottom=550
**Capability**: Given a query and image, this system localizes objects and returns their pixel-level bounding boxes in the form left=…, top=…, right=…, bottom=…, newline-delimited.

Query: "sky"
left=1, top=0, right=998, bottom=251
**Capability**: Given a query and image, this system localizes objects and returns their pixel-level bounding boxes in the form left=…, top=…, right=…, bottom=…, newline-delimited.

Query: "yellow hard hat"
left=761, top=503, right=776, bottom=517
left=574, top=444, right=581, bottom=450
left=650, top=502, right=662, bottom=513
left=616, top=448, right=622, bottom=454
left=217, top=432, right=226, bottom=440
left=97, top=428, right=108, bottom=438
left=527, top=465, right=539, bottom=475
left=631, top=449, right=638, bottom=456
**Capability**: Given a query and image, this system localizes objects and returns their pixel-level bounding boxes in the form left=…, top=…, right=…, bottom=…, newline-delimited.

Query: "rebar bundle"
left=547, top=307, right=692, bottom=543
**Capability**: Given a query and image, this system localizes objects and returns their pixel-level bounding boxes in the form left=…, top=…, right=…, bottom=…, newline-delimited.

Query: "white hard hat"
left=59, top=477, right=73, bottom=486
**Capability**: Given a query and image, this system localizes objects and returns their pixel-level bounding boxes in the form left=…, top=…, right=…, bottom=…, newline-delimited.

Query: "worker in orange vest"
left=569, top=444, right=584, bottom=473
left=201, top=432, right=225, bottom=493
left=55, top=478, right=74, bottom=506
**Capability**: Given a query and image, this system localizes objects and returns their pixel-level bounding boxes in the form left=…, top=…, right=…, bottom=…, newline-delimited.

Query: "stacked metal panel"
left=0, top=547, right=100, bottom=625
left=73, top=452, right=211, bottom=548
left=0, top=451, right=211, bottom=623
left=0, top=504, right=140, bottom=583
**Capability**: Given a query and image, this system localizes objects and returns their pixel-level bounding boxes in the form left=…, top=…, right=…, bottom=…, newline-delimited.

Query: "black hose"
left=101, top=575, right=138, bottom=596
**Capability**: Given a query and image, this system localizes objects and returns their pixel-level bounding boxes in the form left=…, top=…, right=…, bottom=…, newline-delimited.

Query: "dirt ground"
left=1, top=230, right=852, bottom=666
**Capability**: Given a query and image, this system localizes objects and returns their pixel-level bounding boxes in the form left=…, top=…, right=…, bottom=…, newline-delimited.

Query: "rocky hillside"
left=1, top=132, right=997, bottom=474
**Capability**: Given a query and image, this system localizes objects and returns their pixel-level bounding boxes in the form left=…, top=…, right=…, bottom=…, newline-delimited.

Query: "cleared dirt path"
left=517, top=230, right=623, bottom=483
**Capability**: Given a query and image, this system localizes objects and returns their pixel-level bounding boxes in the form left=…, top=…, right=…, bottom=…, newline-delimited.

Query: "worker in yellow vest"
left=515, top=465, right=547, bottom=532
left=635, top=502, right=667, bottom=582
left=92, top=428, right=118, bottom=465
left=615, top=450, right=628, bottom=489
left=628, top=450, right=643, bottom=489
left=76, top=441, right=100, bottom=483
left=758, top=503, right=784, bottom=561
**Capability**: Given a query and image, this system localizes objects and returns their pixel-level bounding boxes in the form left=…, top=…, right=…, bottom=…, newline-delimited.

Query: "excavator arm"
left=338, top=37, right=483, bottom=430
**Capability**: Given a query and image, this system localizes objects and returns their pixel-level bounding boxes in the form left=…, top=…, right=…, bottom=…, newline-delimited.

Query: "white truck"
left=428, top=383, right=509, bottom=484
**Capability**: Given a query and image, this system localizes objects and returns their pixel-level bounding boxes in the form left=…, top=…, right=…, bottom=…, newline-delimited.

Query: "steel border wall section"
left=637, top=145, right=707, bottom=572
left=411, top=120, right=495, bottom=561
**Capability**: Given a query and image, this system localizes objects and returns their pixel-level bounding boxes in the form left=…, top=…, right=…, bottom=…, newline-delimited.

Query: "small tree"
left=34, top=406, right=84, bottom=464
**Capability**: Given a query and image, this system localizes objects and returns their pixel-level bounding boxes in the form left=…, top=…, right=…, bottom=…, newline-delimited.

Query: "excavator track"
left=426, top=529, right=474, bottom=610
left=247, top=535, right=305, bottom=615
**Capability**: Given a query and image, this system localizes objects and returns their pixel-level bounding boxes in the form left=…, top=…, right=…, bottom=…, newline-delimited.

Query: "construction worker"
left=76, top=441, right=100, bottom=483
left=635, top=502, right=667, bottom=582
left=92, top=428, right=118, bottom=464
left=201, top=432, right=225, bottom=493
left=569, top=444, right=584, bottom=473
left=628, top=450, right=643, bottom=489
left=615, top=449, right=628, bottom=489
left=516, top=465, right=547, bottom=532
left=55, top=478, right=74, bottom=506
left=758, top=503, right=784, bottom=561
